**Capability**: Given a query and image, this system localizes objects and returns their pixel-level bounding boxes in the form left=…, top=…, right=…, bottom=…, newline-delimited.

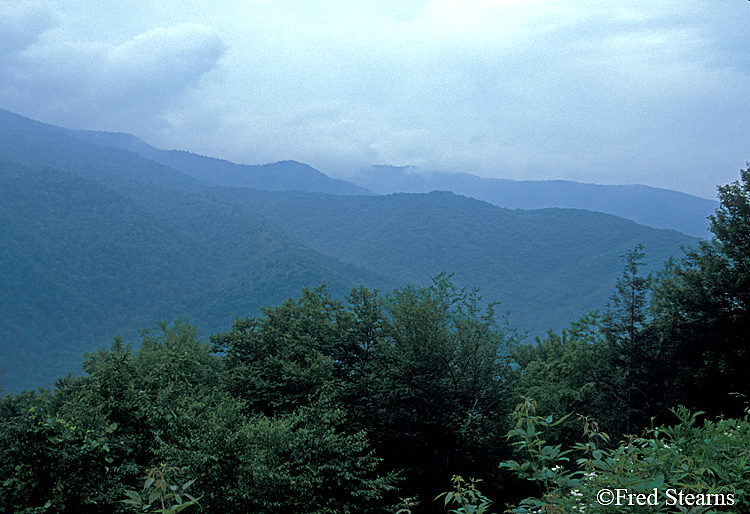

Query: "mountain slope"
left=0, top=114, right=395, bottom=393
left=349, top=166, right=717, bottom=238
left=71, top=127, right=371, bottom=195
left=0, top=109, right=708, bottom=393
left=215, top=188, right=700, bottom=337
left=0, top=161, right=204, bottom=391
left=0, top=160, right=395, bottom=393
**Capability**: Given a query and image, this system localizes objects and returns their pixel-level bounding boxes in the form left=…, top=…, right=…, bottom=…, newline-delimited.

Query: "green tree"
left=211, top=285, right=354, bottom=416
left=652, top=166, right=750, bottom=417
left=603, top=245, right=656, bottom=434
left=508, top=246, right=667, bottom=443
left=0, top=383, right=138, bottom=513
left=159, top=394, right=397, bottom=514
left=347, top=274, right=518, bottom=511
left=507, top=312, right=620, bottom=443
left=1, top=317, right=397, bottom=514
left=214, top=274, right=518, bottom=512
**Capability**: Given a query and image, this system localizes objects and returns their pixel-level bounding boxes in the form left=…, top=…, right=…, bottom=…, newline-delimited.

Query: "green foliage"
left=602, top=245, right=659, bottom=435
left=436, top=476, right=495, bottom=514
left=394, top=497, right=420, bottom=514
left=212, top=274, right=516, bottom=511
left=1, top=318, right=396, bottom=514
left=0, top=387, right=136, bottom=513
left=348, top=274, right=517, bottom=508
left=213, top=285, right=353, bottom=415
left=159, top=394, right=397, bottom=513
left=121, top=464, right=199, bottom=513
left=508, top=313, right=611, bottom=440
left=651, top=165, right=750, bottom=418
left=500, top=400, right=749, bottom=514
left=508, top=246, right=669, bottom=443
left=499, top=398, right=578, bottom=495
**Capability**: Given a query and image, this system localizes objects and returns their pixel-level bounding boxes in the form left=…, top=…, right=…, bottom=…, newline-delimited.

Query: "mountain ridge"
left=1, top=108, right=715, bottom=238
left=346, top=165, right=717, bottom=238
left=0, top=109, right=705, bottom=394
left=70, top=127, right=373, bottom=195
left=214, top=187, right=699, bottom=338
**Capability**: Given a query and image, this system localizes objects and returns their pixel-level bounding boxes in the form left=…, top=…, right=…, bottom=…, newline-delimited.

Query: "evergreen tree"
left=603, top=245, right=654, bottom=434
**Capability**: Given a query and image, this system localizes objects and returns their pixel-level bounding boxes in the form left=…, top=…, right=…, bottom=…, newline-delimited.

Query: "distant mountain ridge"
left=70, top=128, right=372, bottom=195
left=215, top=187, right=698, bottom=339
left=1, top=108, right=715, bottom=238
left=348, top=165, right=718, bottom=239
left=0, top=108, right=704, bottom=394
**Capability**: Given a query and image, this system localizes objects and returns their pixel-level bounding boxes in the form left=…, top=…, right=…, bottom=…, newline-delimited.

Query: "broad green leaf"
left=149, top=489, right=161, bottom=504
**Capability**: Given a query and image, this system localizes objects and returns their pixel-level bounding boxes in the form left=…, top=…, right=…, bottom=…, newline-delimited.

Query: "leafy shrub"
left=499, top=399, right=749, bottom=513
left=121, top=464, right=199, bottom=513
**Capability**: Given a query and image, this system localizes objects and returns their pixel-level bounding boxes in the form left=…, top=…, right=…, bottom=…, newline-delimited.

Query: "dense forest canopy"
left=1, top=167, right=749, bottom=513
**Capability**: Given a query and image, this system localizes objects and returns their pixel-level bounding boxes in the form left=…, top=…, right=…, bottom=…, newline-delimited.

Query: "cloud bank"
left=1, top=0, right=748, bottom=198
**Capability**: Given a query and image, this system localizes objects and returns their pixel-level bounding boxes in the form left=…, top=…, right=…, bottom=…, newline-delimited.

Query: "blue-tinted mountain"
left=0, top=113, right=392, bottom=392
left=350, top=165, right=717, bottom=238
left=71, top=128, right=371, bottom=195
left=216, top=187, right=699, bottom=339
left=0, top=109, right=705, bottom=394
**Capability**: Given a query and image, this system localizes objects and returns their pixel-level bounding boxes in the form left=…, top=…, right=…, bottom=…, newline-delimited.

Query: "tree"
left=508, top=247, right=668, bottom=442
left=1, top=317, right=397, bottom=514
left=212, top=285, right=355, bottom=416
left=215, top=274, right=518, bottom=512
left=507, top=311, right=621, bottom=443
left=652, top=166, right=750, bottom=417
left=603, top=245, right=655, bottom=434
left=346, top=274, right=518, bottom=511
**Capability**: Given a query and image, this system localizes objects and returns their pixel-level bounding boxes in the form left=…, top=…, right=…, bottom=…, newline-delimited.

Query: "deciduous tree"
left=652, top=166, right=750, bottom=417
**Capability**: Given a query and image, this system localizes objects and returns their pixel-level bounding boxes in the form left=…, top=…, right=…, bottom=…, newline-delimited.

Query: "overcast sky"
left=1, top=0, right=748, bottom=199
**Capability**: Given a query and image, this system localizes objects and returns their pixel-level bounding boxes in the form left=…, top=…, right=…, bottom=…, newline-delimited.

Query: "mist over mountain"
left=0, top=109, right=703, bottom=393
left=2, top=107, right=715, bottom=238
left=349, top=165, right=717, bottom=239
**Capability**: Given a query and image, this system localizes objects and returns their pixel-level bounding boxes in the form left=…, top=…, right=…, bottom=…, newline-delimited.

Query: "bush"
left=500, top=399, right=748, bottom=513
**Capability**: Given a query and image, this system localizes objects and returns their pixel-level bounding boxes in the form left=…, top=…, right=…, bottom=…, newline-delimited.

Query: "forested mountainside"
left=351, top=165, right=718, bottom=238
left=0, top=109, right=701, bottom=392
left=218, top=188, right=698, bottom=335
left=0, top=160, right=394, bottom=392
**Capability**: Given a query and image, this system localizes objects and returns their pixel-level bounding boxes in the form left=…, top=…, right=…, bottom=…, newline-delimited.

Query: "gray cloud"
left=2, top=0, right=748, bottom=198
left=0, top=0, right=60, bottom=55
left=0, top=10, right=227, bottom=131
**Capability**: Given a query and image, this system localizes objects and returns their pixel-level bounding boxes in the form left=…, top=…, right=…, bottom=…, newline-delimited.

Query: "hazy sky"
left=2, top=0, right=748, bottom=199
